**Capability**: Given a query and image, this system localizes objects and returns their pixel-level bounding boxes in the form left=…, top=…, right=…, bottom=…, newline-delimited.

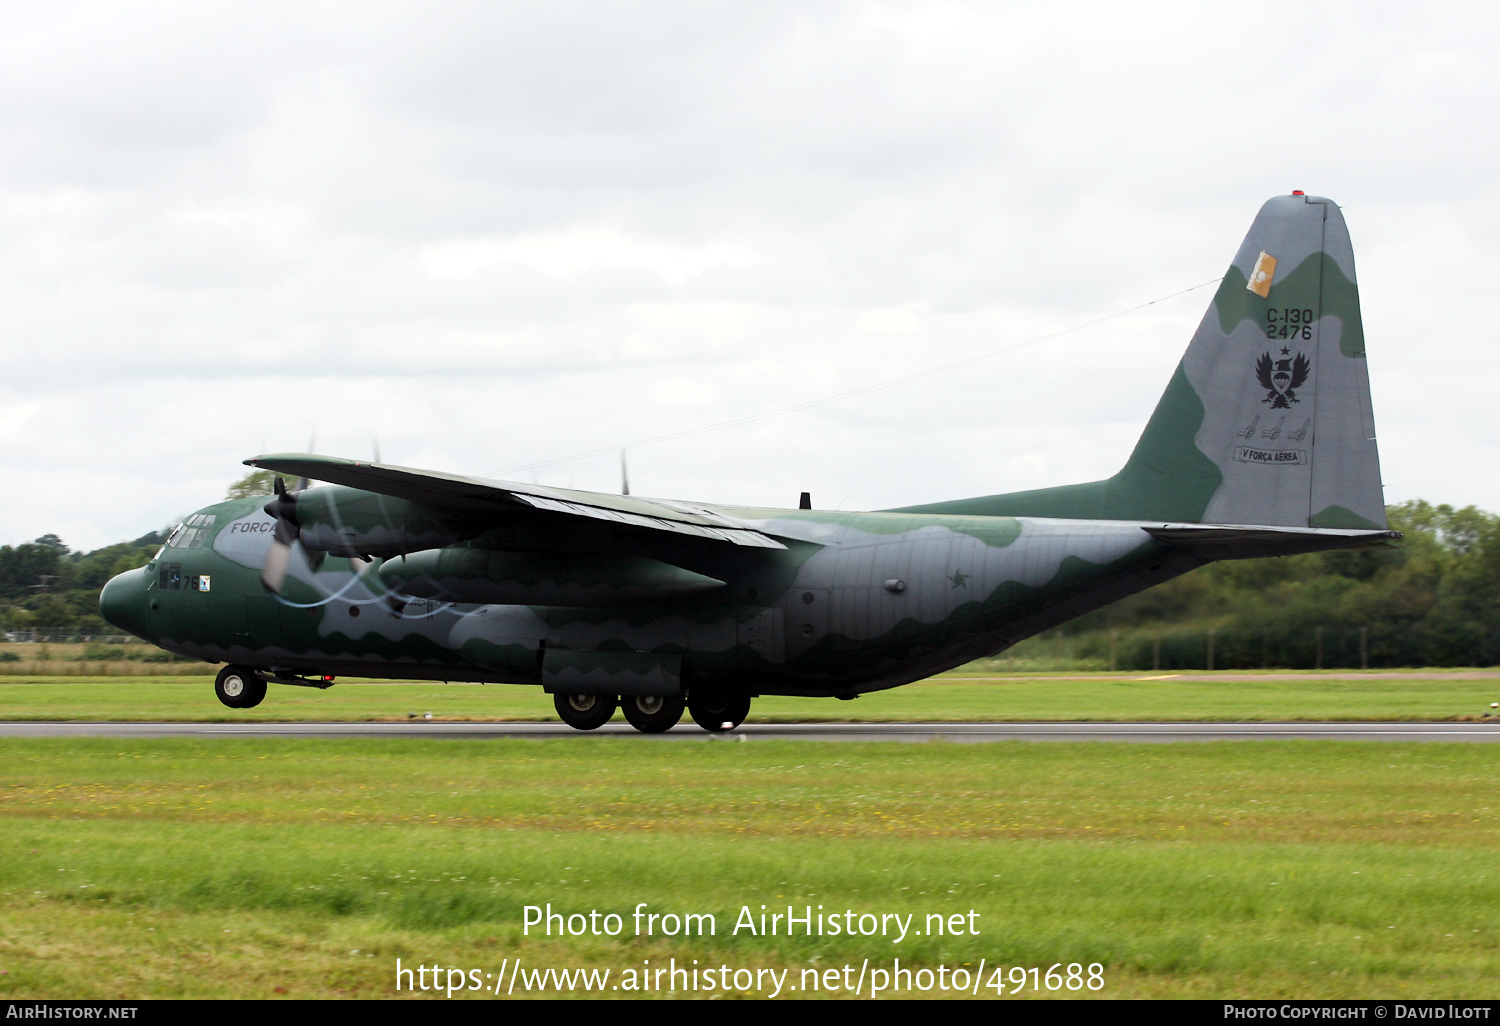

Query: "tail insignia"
left=1255, top=349, right=1311, bottom=409
left=1245, top=250, right=1278, bottom=297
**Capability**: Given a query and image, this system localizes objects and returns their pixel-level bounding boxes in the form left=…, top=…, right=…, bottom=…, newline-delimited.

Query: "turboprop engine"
left=376, top=548, right=727, bottom=606
left=260, top=482, right=479, bottom=591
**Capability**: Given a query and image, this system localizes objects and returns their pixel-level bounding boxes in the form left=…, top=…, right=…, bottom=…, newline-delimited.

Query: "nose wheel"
left=620, top=694, right=685, bottom=733
left=214, top=665, right=267, bottom=709
left=553, top=692, right=617, bottom=730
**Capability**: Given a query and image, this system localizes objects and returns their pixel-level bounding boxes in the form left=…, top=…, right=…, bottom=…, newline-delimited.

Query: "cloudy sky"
left=2, top=2, right=1496, bottom=551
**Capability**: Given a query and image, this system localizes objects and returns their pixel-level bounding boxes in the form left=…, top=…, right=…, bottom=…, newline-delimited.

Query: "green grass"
left=1, top=737, right=1498, bottom=998
left=1, top=672, right=1498, bottom=723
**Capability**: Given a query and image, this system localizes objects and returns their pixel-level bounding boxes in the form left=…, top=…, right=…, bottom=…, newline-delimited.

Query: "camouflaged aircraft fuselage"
left=100, top=194, right=1399, bottom=723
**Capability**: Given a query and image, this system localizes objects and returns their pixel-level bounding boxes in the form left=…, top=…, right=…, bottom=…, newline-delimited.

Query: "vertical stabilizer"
left=895, top=194, right=1386, bottom=528
left=1174, top=194, right=1384, bottom=528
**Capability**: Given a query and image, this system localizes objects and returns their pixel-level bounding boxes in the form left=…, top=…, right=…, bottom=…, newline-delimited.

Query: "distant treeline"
left=0, top=531, right=164, bottom=637
left=1007, top=501, right=1500, bottom=669
left=4, top=500, right=1498, bottom=667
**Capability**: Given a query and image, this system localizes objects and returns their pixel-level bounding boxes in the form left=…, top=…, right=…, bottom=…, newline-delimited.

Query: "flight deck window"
left=167, top=515, right=216, bottom=549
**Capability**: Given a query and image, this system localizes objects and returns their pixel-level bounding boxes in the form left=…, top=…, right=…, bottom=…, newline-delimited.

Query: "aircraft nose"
left=100, top=567, right=154, bottom=642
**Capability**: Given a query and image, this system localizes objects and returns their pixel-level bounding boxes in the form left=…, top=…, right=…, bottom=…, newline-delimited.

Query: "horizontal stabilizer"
left=1144, top=523, right=1399, bottom=561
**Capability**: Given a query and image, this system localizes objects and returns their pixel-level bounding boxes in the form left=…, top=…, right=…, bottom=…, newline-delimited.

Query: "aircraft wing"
left=244, top=454, right=788, bottom=550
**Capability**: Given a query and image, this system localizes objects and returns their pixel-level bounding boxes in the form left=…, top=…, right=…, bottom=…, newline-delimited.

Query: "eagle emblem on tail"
left=1256, top=349, right=1310, bottom=409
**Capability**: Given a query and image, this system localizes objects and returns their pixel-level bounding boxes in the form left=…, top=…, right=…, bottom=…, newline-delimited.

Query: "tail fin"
left=898, top=194, right=1386, bottom=528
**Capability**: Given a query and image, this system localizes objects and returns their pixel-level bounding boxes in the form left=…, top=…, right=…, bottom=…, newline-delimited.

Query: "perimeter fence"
left=1051, top=623, right=1500, bottom=672
left=5, top=629, right=136, bottom=644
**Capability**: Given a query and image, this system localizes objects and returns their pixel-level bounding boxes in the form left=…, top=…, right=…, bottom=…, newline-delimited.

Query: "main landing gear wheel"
left=688, top=691, right=752, bottom=732
left=214, top=665, right=267, bottom=709
left=620, top=694, right=685, bottom=733
left=553, top=692, right=617, bottom=730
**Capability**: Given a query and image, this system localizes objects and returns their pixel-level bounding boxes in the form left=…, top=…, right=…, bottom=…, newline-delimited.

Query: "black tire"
left=688, top=690, right=752, bottom=732
left=215, top=665, right=267, bottom=709
left=620, top=694, right=685, bottom=733
left=553, top=692, right=617, bottom=730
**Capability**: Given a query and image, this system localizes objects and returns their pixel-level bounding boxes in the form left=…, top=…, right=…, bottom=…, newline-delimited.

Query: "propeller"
left=260, top=476, right=325, bottom=593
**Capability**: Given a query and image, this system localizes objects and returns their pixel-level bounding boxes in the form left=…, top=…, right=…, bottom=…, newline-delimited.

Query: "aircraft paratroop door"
left=738, top=606, right=784, bottom=666
left=783, top=588, right=829, bottom=660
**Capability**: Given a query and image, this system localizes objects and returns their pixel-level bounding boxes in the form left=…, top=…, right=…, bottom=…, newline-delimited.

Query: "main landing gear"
left=687, top=690, right=752, bottom=732
left=620, top=694, right=685, bottom=733
left=214, top=665, right=267, bottom=709
left=552, top=692, right=617, bottom=730
left=552, top=690, right=753, bottom=733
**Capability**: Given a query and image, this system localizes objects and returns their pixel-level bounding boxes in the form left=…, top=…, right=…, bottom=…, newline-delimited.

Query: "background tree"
left=225, top=468, right=287, bottom=499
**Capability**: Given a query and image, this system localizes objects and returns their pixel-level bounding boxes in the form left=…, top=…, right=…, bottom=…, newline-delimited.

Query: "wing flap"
left=512, top=494, right=786, bottom=548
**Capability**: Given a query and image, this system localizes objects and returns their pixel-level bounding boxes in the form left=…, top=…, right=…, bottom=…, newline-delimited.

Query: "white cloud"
left=419, top=230, right=758, bottom=282
left=0, top=1, right=1497, bottom=549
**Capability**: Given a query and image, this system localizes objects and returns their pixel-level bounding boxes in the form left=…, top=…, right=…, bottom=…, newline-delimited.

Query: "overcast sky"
left=2, top=1, right=1496, bottom=551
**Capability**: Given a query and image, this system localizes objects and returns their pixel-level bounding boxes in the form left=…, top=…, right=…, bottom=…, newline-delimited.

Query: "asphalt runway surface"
left=3, top=721, right=1499, bottom=742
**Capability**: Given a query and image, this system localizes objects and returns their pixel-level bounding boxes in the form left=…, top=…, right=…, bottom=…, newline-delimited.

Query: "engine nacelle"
left=291, top=486, right=477, bottom=557
left=378, top=548, right=726, bottom=606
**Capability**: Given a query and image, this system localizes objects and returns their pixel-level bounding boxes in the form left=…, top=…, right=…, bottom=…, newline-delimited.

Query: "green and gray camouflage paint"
left=100, top=195, right=1396, bottom=730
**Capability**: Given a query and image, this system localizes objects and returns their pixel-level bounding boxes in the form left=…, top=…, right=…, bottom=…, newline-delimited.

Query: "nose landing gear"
left=214, top=665, right=267, bottom=709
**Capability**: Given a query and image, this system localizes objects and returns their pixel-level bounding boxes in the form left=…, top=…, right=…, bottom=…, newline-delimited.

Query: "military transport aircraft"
left=100, top=193, right=1395, bottom=733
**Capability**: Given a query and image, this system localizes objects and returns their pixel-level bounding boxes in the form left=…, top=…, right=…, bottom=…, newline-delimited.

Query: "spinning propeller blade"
left=259, top=475, right=326, bottom=592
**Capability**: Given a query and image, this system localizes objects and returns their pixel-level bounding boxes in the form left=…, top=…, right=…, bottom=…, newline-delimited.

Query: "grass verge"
left=1, top=673, right=1499, bottom=723
left=1, top=737, right=1497, bottom=998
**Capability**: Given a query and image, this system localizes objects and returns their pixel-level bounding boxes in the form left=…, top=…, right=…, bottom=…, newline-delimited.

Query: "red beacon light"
left=1292, top=190, right=1305, bottom=195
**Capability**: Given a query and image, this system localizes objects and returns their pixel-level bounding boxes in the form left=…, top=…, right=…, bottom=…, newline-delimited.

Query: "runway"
left=3, top=720, right=1499, bottom=742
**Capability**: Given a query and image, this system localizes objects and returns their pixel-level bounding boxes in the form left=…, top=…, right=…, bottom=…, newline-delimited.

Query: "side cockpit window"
left=166, top=514, right=217, bottom=550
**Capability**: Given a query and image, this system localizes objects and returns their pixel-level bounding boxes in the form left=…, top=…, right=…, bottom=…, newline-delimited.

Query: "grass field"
left=0, top=643, right=213, bottom=676
left=1, top=736, right=1498, bottom=999
left=1, top=672, right=1498, bottom=723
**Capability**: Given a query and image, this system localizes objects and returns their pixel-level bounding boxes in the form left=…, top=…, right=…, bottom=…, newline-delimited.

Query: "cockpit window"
left=166, top=514, right=217, bottom=549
